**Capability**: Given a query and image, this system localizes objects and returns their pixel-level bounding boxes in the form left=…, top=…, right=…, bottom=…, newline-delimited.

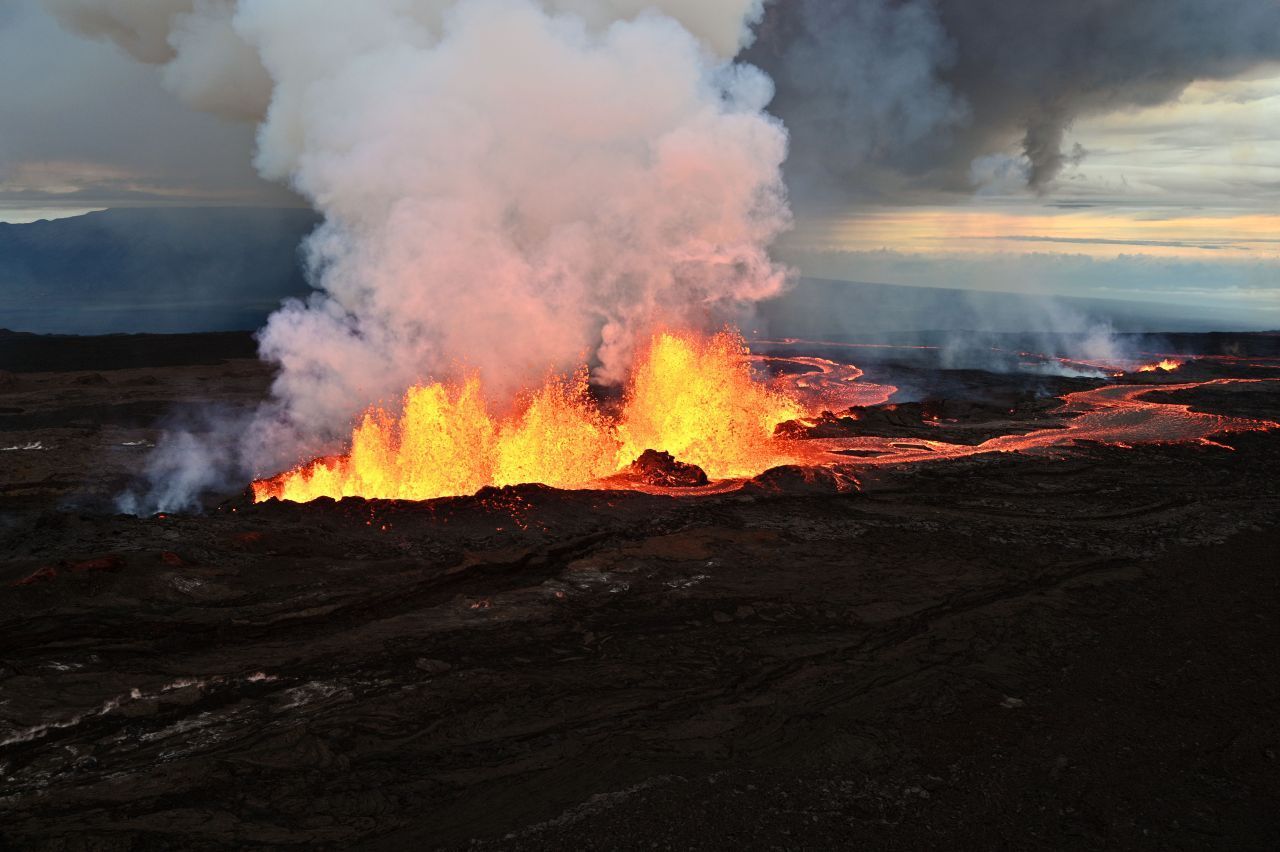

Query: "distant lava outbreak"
left=253, top=330, right=807, bottom=502
left=1138, top=358, right=1183, bottom=373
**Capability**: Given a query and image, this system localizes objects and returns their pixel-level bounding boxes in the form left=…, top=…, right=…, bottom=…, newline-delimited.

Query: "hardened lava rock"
left=627, top=449, right=709, bottom=487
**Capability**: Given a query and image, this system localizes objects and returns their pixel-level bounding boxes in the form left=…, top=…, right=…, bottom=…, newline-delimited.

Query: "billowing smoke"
left=44, top=0, right=273, bottom=120
left=746, top=0, right=1280, bottom=198
left=48, top=0, right=792, bottom=508
left=46, top=0, right=1280, bottom=510
left=244, top=1, right=789, bottom=430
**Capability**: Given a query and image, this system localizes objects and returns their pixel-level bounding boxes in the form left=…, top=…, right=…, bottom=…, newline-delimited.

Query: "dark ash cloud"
left=747, top=0, right=1280, bottom=200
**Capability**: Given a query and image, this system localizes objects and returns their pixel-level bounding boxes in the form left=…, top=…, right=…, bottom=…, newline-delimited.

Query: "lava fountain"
left=252, top=330, right=806, bottom=503
left=252, top=329, right=1279, bottom=506
left=1138, top=358, right=1183, bottom=373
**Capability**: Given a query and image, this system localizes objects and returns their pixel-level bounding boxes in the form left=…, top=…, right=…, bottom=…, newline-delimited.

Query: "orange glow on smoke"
left=252, top=330, right=804, bottom=502
left=1138, top=358, right=1182, bottom=373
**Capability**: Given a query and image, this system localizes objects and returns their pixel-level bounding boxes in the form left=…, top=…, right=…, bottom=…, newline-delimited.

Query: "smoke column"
left=244, top=1, right=789, bottom=428
left=52, top=0, right=1279, bottom=509
left=48, top=0, right=792, bottom=508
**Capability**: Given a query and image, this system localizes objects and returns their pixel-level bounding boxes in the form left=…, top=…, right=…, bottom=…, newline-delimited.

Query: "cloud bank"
left=747, top=0, right=1280, bottom=199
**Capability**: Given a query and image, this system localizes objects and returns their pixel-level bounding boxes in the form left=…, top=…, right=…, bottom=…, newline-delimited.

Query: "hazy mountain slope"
left=0, top=207, right=318, bottom=333
left=0, top=208, right=1258, bottom=337
left=757, top=277, right=1273, bottom=338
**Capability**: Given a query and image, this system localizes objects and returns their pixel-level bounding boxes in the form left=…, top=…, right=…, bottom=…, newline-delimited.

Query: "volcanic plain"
left=2, top=330, right=1279, bottom=849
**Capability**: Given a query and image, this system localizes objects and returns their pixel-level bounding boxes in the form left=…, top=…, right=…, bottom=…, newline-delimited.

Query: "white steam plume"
left=244, top=0, right=790, bottom=433
left=47, top=0, right=792, bottom=507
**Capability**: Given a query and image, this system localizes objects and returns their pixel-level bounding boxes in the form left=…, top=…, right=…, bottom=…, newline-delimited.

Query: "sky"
left=773, top=70, right=1280, bottom=324
left=0, top=0, right=1277, bottom=326
left=0, top=0, right=289, bottom=218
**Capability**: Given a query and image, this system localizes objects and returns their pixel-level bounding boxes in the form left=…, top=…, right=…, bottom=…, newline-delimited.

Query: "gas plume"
left=49, top=0, right=792, bottom=509
left=245, top=0, right=790, bottom=433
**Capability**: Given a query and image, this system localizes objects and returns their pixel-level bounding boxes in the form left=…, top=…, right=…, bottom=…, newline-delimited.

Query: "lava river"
left=800, top=379, right=1280, bottom=469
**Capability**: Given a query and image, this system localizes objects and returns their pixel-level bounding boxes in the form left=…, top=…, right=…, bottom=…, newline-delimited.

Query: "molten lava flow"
left=253, top=330, right=807, bottom=502
left=800, top=378, right=1280, bottom=468
left=758, top=355, right=897, bottom=411
left=1138, top=358, right=1182, bottom=372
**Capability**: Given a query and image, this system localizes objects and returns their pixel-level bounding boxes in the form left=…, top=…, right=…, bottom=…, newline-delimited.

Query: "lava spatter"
left=1138, top=358, right=1183, bottom=373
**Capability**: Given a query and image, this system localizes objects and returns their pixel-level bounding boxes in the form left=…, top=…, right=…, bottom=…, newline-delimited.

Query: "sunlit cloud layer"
left=787, top=209, right=1280, bottom=261
left=779, top=72, right=1280, bottom=318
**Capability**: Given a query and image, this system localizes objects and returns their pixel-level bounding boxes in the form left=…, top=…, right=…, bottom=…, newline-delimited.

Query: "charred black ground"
left=1, top=332, right=1278, bottom=849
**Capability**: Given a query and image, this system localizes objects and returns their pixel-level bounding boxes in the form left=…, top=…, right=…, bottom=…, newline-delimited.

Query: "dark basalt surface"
left=627, top=449, right=710, bottom=487
left=1, top=334, right=1278, bottom=850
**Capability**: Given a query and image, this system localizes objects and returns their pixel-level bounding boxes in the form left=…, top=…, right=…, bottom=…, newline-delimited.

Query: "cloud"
left=746, top=0, right=1280, bottom=200
left=0, top=0, right=286, bottom=208
left=13, top=0, right=1280, bottom=217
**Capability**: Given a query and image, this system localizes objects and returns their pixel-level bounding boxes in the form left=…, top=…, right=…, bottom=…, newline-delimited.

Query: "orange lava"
left=253, top=331, right=1280, bottom=506
left=1138, top=358, right=1182, bottom=373
left=253, top=330, right=806, bottom=502
left=800, top=379, right=1279, bottom=467
left=756, top=355, right=896, bottom=411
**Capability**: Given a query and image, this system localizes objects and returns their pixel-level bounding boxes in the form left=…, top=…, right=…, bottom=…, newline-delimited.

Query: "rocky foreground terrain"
left=1, top=332, right=1278, bottom=849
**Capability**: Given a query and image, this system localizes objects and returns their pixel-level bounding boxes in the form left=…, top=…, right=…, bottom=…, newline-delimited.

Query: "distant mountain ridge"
left=757, top=277, right=1270, bottom=336
left=0, top=207, right=1262, bottom=337
left=0, top=207, right=319, bottom=334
